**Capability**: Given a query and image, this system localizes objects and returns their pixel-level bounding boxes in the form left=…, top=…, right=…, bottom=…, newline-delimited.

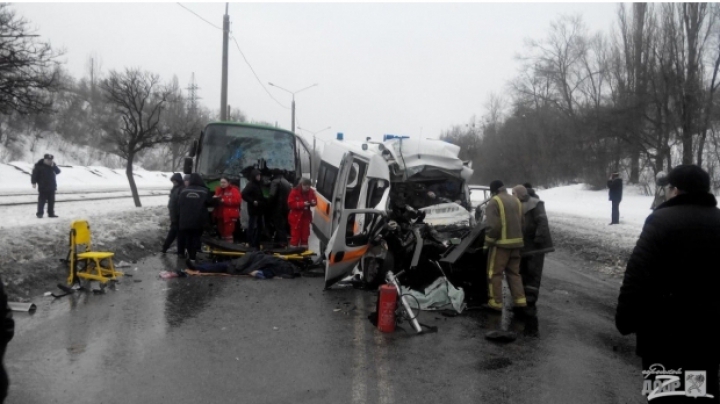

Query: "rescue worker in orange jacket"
left=212, top=176, right=241, bottom=242
left=287, top=178, right=317, bottom=248
left=483, top=180, right=527, bottom=311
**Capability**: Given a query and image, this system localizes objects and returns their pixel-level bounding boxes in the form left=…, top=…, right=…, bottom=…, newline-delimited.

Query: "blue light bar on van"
left=383, top=134, right=409, bottom=141
left=337, top=132, right=344, bottom=140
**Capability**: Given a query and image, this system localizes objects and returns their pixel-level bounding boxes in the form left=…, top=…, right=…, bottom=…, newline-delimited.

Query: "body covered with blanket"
left=188, top=252, right=299, bottom=279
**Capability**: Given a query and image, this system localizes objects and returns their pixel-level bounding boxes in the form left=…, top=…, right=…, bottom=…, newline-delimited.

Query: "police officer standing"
left=31, top=153, right=61, bottom=218
left=607, top=172, right=623, bottom=224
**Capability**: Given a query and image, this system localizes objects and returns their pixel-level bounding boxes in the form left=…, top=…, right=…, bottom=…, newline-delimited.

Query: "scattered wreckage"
left=316, top=137, right=490, bottom=332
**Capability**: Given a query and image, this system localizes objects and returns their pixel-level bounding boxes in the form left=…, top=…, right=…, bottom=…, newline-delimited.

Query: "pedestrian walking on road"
left=607, top=172, right=623, bottom=224
left=31, top=153, right=61, bottom=219
left=483, top=180, right=527, bottom=312
left=177, top=173, right=211, bottom=261
left=212, top=177, right=241, bottom=243
left=288, top=178, right=317, bottom=249
left=512, top=185, right=554, bottom=315
left=242, top=169, right=266, bottom=249
left=616, top=164, right=720, bottom=402
left=162, top=173, right=184, bottom=254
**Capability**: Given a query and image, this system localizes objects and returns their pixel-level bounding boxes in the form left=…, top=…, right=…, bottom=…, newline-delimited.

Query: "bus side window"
left=297, top=139, right=311, bottom=178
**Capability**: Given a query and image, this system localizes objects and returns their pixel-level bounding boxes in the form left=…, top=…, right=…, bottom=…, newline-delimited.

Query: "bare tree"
left=100, top=68, right=172, bottom=207
left=0, top=4, right=61, bottom=115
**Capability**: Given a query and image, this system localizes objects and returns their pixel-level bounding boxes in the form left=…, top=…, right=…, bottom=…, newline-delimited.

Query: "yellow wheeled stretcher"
left=67, top=220, right=124, bottom=286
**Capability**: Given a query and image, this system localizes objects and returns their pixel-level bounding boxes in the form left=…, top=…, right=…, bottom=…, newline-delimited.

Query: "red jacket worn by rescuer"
left=213, top=185, right=241, bottom=241
left=287, top=186, right=317, bottom=247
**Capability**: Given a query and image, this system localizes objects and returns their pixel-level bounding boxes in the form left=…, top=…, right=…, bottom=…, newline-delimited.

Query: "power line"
left=231, top=35, right=290, bottom=110
left=176, top=3, right=223, bottom=31
left=176, top=3, right=290, bottom=111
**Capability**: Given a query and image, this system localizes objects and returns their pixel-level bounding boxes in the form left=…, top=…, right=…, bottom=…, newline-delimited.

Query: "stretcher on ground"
left=200, top=236, right=319, bottom=270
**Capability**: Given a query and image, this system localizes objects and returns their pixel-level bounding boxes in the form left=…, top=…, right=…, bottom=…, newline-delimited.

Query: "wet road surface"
left=5, top=251, right=644, bottom=404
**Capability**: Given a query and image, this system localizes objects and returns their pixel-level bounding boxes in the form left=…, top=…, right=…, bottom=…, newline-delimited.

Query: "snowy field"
left=0, top=162, right=174, bottom=268
left=537, top=184, right=653, bottom=258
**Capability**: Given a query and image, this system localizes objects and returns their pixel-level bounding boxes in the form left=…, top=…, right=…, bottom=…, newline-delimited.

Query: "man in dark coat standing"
left=512, top=185, right=554, bottom=314
left=0, top=274, right=14, bottom=402
left=162, top=173, right=184, bottom=254
left=241, top=169, right=266, bottom=249
left=31, top=153, right=61, bottom=218
left=607, top=172, right=622, bottom=224
left=268, top=172, right=292, bottom=246
left=176, top=173, right=211, bottom=261
left=616, top=165, right=720, bottom=402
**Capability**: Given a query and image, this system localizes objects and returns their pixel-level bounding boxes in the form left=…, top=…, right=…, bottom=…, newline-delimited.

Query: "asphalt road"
left=5, top=250, right=644, bottom=404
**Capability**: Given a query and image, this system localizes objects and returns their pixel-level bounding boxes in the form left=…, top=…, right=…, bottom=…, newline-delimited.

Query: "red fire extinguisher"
left=377, top=284, right=398, bottom=332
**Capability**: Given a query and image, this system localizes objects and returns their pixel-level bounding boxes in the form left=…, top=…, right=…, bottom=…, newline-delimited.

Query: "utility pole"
left=220, top=3, right=229, bottom=121
left=268, top=82, right=317, bottom=133
left=291, top=98, right=296, bottom=133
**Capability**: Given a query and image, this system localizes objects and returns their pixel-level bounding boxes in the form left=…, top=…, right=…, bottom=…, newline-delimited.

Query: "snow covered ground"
left=0, top=161, right=175, bottom=270
left=538, top=184, right=657, bottom=273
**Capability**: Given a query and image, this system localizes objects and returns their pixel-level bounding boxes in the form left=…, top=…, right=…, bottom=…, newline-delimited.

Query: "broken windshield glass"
left=196, top=125, right=295, bottom=178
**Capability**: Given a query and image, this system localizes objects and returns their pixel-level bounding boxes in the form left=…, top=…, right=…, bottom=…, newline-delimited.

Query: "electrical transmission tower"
left=187, top=73, right=201, bottom=116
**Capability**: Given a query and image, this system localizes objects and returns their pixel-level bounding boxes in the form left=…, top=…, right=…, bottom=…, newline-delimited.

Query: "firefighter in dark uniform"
left=512, top=185, right=554, bottom=315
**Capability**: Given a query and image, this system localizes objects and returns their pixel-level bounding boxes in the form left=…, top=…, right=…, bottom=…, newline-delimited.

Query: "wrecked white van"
left=312, top=137, right=474, bottom=288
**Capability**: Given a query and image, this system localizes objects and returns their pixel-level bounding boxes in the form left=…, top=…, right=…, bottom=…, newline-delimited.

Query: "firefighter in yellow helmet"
left=483, top=180, right=527, bottom=311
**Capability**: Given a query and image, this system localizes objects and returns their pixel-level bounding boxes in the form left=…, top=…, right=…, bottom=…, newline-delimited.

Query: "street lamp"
left=268, top=82, right=318, bottom=133
left=297, top=126, right=331, bottom=177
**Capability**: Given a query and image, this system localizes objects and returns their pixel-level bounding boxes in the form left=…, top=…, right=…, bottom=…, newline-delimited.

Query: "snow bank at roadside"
left=1, top=162, right=173, bottom=194
left=539, top=184, right=653, bottom=274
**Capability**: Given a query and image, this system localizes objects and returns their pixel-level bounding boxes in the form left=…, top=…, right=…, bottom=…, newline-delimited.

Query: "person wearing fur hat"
left=162, top=173, right=185, bottom=253
left=512, top=184, right=554, bottom=314
left=483, top=180, right=527, bottom=311
left=616, top=164, right=720, bottom=399
left=241, top=169, right=266, bottom=249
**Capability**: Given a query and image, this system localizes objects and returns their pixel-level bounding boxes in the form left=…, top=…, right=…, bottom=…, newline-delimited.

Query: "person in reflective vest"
left=287, top=178, right=317, bottom=248
left=483, top=180, right=527, bottom=311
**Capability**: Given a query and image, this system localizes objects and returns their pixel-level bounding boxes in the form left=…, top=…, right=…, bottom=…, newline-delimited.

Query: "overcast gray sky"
left=14, top=2, right=619, bottom=145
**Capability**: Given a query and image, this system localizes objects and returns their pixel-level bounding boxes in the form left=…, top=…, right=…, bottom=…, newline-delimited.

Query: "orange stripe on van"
left=333, top=246, right=369, bottom=263
left=316, top=196, right=330, bottom=222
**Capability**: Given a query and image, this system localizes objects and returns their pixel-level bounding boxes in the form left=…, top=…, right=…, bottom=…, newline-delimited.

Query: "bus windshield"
left=196, top=125, right=296, bottom=178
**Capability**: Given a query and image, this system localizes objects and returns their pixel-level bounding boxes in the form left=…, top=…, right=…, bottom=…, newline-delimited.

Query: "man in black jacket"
left=616, top=165, right=720, bottom=402
left=607, top=172, right=623, bottom=224
left=162, top=173, right=184, bottom=254
left=268, top=172, right=291, bottom=247
left=241, top=169, right=266, bottom=249
left=176, top=173, right=211, bottom=261
left=512, top=185, right=554, bottom=315
left=31, top=153, right=61, bottom=219
left=0, top=274, right=14, bottom=402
